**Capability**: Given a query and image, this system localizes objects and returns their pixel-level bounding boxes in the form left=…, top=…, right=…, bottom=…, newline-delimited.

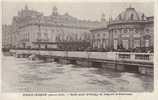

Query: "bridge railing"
left=116, top=52, right=153, bottom=62
left=10, top=49, right=153, bottom=63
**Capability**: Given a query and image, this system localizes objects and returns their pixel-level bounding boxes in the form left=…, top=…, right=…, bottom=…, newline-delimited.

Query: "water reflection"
left=2, top=56, right=153, bottom=92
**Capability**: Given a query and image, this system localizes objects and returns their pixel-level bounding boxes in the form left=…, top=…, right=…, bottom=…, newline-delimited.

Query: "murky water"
left=2, top=55, right=153, bottom=92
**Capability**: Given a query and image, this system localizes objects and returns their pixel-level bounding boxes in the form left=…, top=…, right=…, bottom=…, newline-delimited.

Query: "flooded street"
left=2, top=55, right=153, bottom=92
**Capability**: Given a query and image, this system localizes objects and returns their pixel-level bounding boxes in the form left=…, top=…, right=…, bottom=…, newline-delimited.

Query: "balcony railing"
left=135, top=54, right=150, bottom=60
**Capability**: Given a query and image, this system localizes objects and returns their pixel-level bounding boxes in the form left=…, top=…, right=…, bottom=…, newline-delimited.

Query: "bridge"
left=10, top=49, right=153, bottom=76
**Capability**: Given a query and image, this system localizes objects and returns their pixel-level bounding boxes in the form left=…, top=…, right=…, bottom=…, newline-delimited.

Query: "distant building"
left=2, top=25, right=12, bottom=50
left=90, top=6, right=154, bottom=52
left=11, top=5, right=106, bottom=50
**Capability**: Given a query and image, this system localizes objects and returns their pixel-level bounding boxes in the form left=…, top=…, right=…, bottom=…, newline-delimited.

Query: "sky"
left=2, top=1, right=154, bottom=25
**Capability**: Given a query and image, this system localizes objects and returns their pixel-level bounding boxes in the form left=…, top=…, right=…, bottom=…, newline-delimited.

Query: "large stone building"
left=90, top=6, right=154, bottom=52
left=4, top=5, right=153, bottom=52
left=10, top=5, right=106, bottom=50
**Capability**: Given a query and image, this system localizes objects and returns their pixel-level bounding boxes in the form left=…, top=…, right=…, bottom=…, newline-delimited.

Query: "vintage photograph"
left=1, top=1, right=154, bottom=92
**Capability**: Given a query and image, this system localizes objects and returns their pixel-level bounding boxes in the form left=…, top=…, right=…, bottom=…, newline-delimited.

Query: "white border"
left=0, top=0, right=158, bottom=100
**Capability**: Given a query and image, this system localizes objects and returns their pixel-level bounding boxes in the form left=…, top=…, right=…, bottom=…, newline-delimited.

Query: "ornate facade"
left=91, top=27, right=109, bottom=50
left=4, top=5, right=153, bottom=52
left=91, top=6, right=154, bottom=52
left=10, top=5, right=106, bottom=50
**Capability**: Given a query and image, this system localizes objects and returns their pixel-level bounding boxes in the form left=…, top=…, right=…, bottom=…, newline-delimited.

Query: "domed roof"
left=115, top=6, right=147, bottom=21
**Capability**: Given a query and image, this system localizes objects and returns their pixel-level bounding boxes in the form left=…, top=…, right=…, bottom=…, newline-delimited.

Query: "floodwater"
left=2, top=55, right=153, bottom=92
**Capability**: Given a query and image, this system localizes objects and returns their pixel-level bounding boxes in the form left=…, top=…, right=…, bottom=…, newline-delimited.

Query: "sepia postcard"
left=0, top=0, right=158, bottom=100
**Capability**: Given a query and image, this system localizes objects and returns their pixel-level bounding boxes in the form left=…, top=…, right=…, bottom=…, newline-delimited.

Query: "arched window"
left=131, top=14, right=134, bottom=20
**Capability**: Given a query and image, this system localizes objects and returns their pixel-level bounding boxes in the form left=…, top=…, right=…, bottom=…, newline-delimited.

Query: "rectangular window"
left=114, top=40, right=118, bottom=49
left=145, top=40, right=150, bottom=47
left=134, top=40, right=140, bottom=48
left=122, top=40, right=129, bottom=49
